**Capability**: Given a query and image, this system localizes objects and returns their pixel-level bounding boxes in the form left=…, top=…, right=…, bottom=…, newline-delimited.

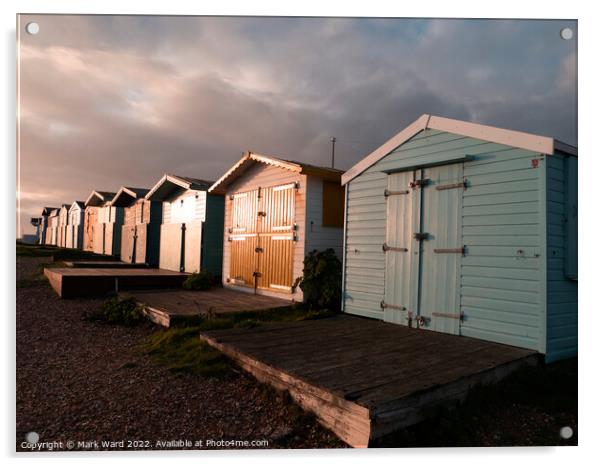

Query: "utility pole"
left=330, top=137, right=336, bottom=168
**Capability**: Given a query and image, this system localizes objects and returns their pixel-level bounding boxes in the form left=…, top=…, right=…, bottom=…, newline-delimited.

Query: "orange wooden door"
left=84, top=208, right=98, bottom=252
left=256, top=183, right=296, bottom=292
left=229, top=189, right=259, bottom=287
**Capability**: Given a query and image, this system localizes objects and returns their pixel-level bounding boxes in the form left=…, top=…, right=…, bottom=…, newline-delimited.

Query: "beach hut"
left=47, top=208, right=60, bottom=246
left=37, top=207, right=57, bottom=245
left=340, top=114, right=577, bottom=362
left=208, top=151, right=345, bottom=301
left=146, top=174, right=224, bottom=275
left=111, top=187, right=162, bottom=266
left=57, top=204, right=70, bottom=248
left=84, top=190, right=120, bottom=255
left=66, top=201, right=85, bottom=249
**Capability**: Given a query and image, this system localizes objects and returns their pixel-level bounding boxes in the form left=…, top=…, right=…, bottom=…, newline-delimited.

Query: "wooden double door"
left=121, top=224, right=148, bottom=264
left=229, top=183, right=296, bottom=293
left=383, top=163, right=464, bottom=334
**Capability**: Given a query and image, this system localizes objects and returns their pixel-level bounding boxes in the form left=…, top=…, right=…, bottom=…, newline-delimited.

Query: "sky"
left=17, top=15, right=577, bottom=235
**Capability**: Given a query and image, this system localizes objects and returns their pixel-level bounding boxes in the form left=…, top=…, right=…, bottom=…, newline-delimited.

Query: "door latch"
left=416, top=315, right=431, bottom=327
left=409, top=178, right=430, bottom=189
left=413, top=232, right=429, bottom=241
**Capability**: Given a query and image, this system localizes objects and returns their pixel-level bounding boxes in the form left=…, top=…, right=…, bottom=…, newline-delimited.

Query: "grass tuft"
left=143, top=305, right=337, bottom=377
left=85, top=297, right=145, bottom=327
left=142, top=327, right=231, bottom=377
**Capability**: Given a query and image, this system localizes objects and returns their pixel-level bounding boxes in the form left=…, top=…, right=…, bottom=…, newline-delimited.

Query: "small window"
left=322, top=181, right=344, bottom=228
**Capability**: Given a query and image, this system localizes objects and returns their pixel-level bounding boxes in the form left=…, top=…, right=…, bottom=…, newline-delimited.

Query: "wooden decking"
left=44, top=267, right=188, bottom=298
left=200, top=315, right=538, bottom=447
left=124, top=288, right=293, bottom=327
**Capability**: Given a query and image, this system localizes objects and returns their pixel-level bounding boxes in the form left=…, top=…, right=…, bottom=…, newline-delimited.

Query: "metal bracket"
left=434, top=246, right=466, bottom=256
left=382, top=243, right=408, bottom=252
left=255, top=247, right=263, bottom=253
left=258, top=211, right=267, bottom=217
left=435, top=180, right=468, bottom=191
left=380, top=301, right=407, bottom=311
left=432, top=311, right=465, bottom=322
left=384, top=189, right=410, bottom=197
left=413, top=232, right=429, bottom=241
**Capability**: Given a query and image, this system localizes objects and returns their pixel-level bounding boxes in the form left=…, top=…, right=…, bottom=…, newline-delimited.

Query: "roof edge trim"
left=341, top=114, right=575, bottom=185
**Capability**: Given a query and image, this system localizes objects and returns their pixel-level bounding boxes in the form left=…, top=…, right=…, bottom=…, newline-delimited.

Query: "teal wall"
left=147, top=201, right=163, bottom=267
left=202, top=194, right=225, bottom=277
left=545, top=152, right=578, bottom=362
left=343, top=128, right=577, bottom=359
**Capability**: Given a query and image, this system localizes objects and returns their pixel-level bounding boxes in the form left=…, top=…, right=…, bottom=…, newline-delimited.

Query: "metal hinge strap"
left=436, top=180, right=468, bottom=191
left=433, top=246, right=466, bottom=255
left=382, top=243, right=408, bottom=252
left=384, top=189, right=410, bottom=197
left=380, top=301, right=407, bottom=311
left=432, top=311, right=465, bottom=321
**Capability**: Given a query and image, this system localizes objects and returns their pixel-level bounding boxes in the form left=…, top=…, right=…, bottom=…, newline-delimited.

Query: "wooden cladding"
left=229, top=183, right=296, bottom=292
left=83, top=207, right=98, bottom=252
left=123, top=199, right=150, bottom=225
left=322, top=181, right=344, bottom=228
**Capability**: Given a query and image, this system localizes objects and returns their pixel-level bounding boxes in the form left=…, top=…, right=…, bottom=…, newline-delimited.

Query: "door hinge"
left=435, top=180, right=468, bottom=191
left=433, top=246, right=466, bottom=255
left=380, top=301, right=406, bottom=311
left=432, top=311, right=465, bottom=321
left=384, top=189, right=410, bottom=197
left=382, top=243, right=408, bottom=252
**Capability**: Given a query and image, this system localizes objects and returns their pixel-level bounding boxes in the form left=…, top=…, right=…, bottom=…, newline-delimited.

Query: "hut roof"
left=145, top=174, right=214, bottom=201
left=110, top=187, right=150, bottom=206
left=85, top=190, right=117, bottom=207
left=208, top=151, right=343, bottom=195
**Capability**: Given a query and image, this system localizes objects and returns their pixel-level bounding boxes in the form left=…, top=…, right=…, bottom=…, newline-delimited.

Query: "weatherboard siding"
left=201, top=194, right=225, bottom=277
left=305, top=176, right=344, bottom=259
left=545, top=152, right=578, bottom=362
left=343, top=128, right=546, bottom=351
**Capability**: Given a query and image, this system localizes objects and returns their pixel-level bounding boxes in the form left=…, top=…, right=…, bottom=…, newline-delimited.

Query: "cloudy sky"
left=17, top=15, right=576, bottom=235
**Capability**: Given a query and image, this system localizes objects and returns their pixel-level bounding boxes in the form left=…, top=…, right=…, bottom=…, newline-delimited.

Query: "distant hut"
left=47, top=208, right=60, bottom=246
left=208, top=151, right=345, bottom=301
left=36, top=207, right=57, bottom=245
left=29, top=217, right=42, bottom=244
left=84, top=190, right=120, bottom=255
left=146, top=174, right=224, bottom=274
left=66, top=201, right=85, bottom=249
left=110, top=187, right=162, bottom=266
left=57, top=204, right=70, bottom=248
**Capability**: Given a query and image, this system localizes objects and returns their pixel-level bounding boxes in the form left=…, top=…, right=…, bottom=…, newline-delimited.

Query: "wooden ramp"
left=44, top=267, right=188, bottom=298
left=124, top=289, right=292, bottom=327
left=199, top=315, right=537, bottom=447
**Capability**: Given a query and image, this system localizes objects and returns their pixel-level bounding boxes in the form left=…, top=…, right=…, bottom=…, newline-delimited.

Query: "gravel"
left=16, top=257, right=345, bottom=451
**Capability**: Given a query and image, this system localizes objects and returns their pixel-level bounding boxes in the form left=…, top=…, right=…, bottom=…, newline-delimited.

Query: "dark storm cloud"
left=17, top=15, right=577, bottom=234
